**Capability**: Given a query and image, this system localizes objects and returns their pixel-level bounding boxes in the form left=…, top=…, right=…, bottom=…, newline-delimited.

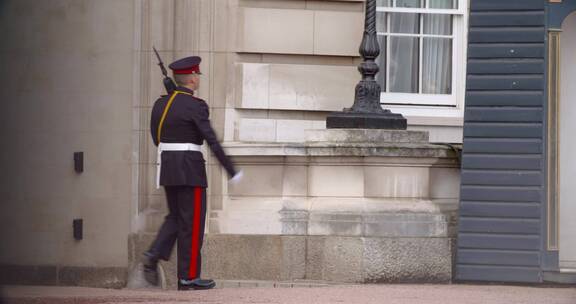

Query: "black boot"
left=178, top=278, right=216, bottom=290
left=142, top=252, right=159, bottom=286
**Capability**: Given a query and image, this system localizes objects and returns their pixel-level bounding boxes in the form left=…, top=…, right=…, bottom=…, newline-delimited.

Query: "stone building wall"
left=0, top=0, right=136, bottom=287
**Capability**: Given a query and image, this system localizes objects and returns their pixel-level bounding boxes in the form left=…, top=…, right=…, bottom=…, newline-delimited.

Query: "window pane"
left=377, top=0, right=391, bottom=7
left=396, top=0, right=422, bottom=8
left=376, top=35, right=387, bottom=91
left=429, top=0, right=455, bottom=9
left=389, top=37, right=419, bottom=93
left=390, top=13, right=419, bottom=34
left=377, top=12, right=387, bottom=33
left=423, top=14, right=452, bottom=35
left=422, top=38, right=452, bottom=94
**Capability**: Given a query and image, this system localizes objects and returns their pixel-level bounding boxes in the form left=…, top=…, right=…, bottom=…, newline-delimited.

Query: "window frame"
left=375, top=0, right=469, bottom=119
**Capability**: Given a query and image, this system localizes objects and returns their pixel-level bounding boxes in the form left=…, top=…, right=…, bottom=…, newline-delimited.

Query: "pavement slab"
left=1, top=284, right=575, bottom=304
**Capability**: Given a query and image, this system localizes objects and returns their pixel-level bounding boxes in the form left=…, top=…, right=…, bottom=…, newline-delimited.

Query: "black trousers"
left=147, top=186, right=207, bottom=280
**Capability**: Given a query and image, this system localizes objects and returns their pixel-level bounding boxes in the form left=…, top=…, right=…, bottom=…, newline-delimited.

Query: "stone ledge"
left=205, top=235, right=453, bottom=284
left=223, top=142, right=458, bottom=159
left=129, top=234, right=454, bottom=286
left=130, top=234, right=454, bottom=286
left=214, top=279, right=339, bottom=289
left=306, top=129, right=429, bottom=144
left=211, top=198, right=458, bottom=237
left=542, top=271, right=576, bottom=284
left=0, top=265, right=127, bottom=289
left=215, top=209, right=454, bottom=237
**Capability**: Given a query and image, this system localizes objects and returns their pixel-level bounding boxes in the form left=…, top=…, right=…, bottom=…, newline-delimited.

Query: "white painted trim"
left=455, top=1, right=468, bottom=116
left=385, top=104, right=464, bottom=121
left=378, top=0, right=468, bottom=117
left=382, top=0, right=466, bottom=11
left=559, top=268, right=576, bottom=273
left=381, top=92, right=456, bottom=105
left=377, top=32, right=453, bottom=38
left=386, top=15, right=391, bottom=91
left=419, top=12, right=424, bottom=94
left=376, top=7, right=465, bottom=15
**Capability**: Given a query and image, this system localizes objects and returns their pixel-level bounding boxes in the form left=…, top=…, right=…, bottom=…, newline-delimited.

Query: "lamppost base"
left=326, top=111, right=407, bottom=130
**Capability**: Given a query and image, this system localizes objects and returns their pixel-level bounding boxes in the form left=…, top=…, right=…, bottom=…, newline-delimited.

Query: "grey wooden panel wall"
left=456, top=0, right=546, bottom=283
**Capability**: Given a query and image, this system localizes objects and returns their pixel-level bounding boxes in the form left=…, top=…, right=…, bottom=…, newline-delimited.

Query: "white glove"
left=229, top=170, right=244, bottom=184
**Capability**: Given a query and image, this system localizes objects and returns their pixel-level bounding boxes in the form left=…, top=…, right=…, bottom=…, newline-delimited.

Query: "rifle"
left=153, top=46, right=177, bottom=95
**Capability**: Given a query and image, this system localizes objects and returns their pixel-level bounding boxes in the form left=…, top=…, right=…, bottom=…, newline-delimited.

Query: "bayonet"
left=153, top=46, right=177, bottom=95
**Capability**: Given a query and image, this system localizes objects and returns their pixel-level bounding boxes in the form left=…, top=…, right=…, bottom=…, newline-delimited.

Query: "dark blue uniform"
left=146, top=85, right=236, bottom=286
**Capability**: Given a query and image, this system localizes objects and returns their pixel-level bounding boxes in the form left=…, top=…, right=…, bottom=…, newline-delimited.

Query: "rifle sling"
left=157, top=90, right=193, bottom=143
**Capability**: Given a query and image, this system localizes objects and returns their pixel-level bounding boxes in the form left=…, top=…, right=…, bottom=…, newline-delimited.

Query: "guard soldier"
left=143, top=56, right=242, bottom=290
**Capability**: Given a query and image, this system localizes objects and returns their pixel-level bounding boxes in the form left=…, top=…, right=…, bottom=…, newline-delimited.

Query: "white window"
left=376, top=0, right=468, bottom=118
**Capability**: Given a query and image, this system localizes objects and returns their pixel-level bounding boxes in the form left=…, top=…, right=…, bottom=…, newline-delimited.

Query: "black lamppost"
left=326, top=0, right=407, bottom=130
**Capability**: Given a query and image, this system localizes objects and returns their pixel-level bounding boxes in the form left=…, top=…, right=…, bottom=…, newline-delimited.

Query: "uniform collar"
left=176, top=86, right=195, bottom=96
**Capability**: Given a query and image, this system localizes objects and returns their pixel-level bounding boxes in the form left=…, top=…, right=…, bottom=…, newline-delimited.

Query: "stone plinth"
left=200, top=129, right=460, bottom=284
left=326, top=111, right=408, bottom=130
left=136, top=129, right=460, bottom=288
left=306, top=129, right=428, bottom=143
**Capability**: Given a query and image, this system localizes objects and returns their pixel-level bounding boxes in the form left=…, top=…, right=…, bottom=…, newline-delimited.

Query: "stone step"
left=129, top=233, right=454, bottom=289
left=214, top=279, right=340, bottom=289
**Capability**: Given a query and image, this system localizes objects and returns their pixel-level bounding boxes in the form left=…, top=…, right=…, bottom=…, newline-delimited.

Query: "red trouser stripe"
left=188, top=187, right=202, bottom=279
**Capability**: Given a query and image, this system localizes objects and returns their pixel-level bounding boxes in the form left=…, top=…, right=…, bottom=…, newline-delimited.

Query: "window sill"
left=383, top=104, right=464, bottom=126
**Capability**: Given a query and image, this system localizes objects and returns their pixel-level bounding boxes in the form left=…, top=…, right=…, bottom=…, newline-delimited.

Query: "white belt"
left=156, top=143, right=203, bottom=189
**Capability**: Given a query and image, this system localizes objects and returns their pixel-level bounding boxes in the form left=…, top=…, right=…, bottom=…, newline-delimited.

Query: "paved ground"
left=1, top=284, right=575, bottom=304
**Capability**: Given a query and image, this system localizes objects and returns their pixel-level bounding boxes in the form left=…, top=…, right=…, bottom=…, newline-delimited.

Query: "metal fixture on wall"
left=73, top=219, right=83, bottom=240
left=74, top=152, right=84, bottom=173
